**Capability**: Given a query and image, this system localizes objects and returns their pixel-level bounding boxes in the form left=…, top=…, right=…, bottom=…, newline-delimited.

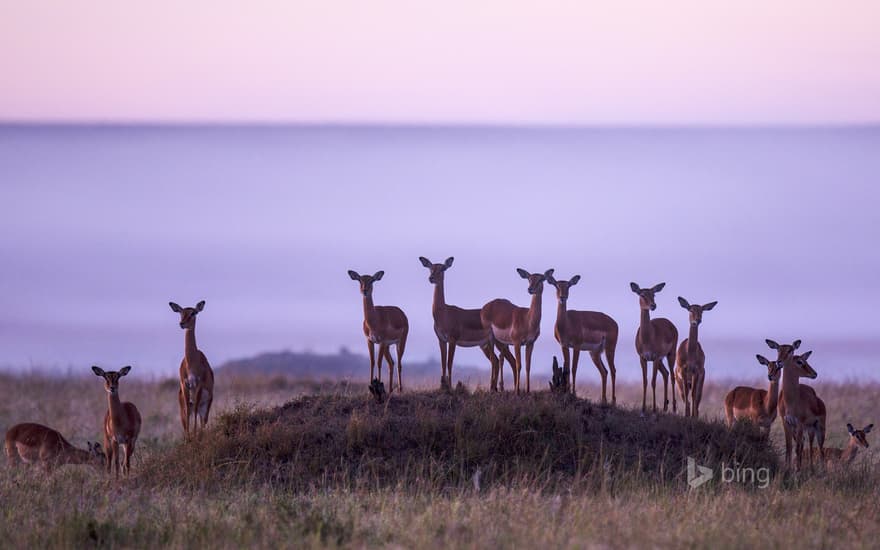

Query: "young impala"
left=724, top=355, right=783, bottom=436
left=5, top=423, right=104, bottom=472
left=674, top=297, right=717, bottom=418
left=169, top=300, right=215, bottom=437
left=630, top=283, right=678, bottom=413
left=348, top=270, right=409, bottom=392
left=92, top=366, right=142, bottom=479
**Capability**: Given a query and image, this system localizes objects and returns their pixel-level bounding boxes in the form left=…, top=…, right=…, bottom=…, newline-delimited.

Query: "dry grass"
left=1, top=371, right=878, bottom=549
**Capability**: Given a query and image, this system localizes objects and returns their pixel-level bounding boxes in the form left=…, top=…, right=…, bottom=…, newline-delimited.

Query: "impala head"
left=847, top=423, right=873, bottom=448
left=677, top=297, right=718, bottom=326
left=517, top=268, right=553, bottom=295
left=86, top=441, right=106, bottom=466
left=419, top=256, right=454, bottom=284
left=348, top=269, right=384, bottom=297
left=630, top=282, right=665, bottom=311
left=546, top=273, right=580, bottom=304
left=781, top=350, right=817, bottom=380
left=169, top=300, right=205, bottom=330
left=765, top=338, right=802, bottom=362
left=755, top=354, right=783, bottom=382
left=91, top=365, right=132, bottom=395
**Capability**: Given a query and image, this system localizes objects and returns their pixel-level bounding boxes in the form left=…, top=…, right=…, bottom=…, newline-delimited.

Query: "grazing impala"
left=630, top=283, right=678, bottom=413
left=723, top=355, right=783, bottom=436
left=348, top=270, right=409, bottom=392
left=419, top=256, right=498, bottom=388
left=825, top=423, right=873, bottom=468
left=169, top=301, right=215, bottom=436
left=5, top=423, right=104, bottom=471
left=776, top=351, right=826, bottom=470
left=481, top=269, right=551, bottom=394
left=91, top=366, right=142, bottom=479
left=546, top=273, right=619, bottom=403
left=674, top=297, right=717, bottom=418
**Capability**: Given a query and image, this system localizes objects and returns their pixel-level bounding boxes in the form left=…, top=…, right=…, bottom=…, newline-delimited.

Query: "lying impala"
left=419, top=256, right=497, bottom=388
left=630, top=282, right=678, bottom=413
left=824, top=423, right=873, bottom=468
left=546, top=273, right=619, bottom=403
left=348, top=270, right=409, bottom=392
left=724, top=355, right=783, bottom=436
left=92, top=366, right=142, bottom=479
left=776, top=351, right=826, bottom=470
left=5, top=423, right=104, bottom=471
left=169, top=300, right=215, bottom=436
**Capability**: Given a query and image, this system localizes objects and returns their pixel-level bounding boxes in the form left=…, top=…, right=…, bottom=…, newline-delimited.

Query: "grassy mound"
left=142, top=388, right=777, bottom=491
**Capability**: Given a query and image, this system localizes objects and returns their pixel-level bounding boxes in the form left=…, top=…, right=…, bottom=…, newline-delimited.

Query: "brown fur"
left=170, top=301, right=215, bottom=437
left=824, top=424, right=872, bottom=468
left=630, top=283, right=678, bottom=413
left=91, top=366, right=142, bottom=479
left=724, top=354, right=782, bottom=435
left=775, top=350, right=826, bottom=470
left=674, top=297, right=717, bottom=418
left=5, top=422, right=104, bottom=471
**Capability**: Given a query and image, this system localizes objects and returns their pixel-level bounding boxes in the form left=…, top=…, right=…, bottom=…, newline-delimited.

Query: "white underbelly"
left=491, top=326, right=515, bottom=345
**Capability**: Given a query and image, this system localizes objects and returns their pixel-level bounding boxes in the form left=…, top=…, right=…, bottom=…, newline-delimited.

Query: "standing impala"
left=546, top=273, right=619, bottom=403
left=91, top=366, right=141, bottom=479
left=776, top=351, right=826, bottom=470
left=348, top=270, right=409, bottom=392
left=5, top=423, right=104, bottom=471
left=630, top=282, right=678, bottom=413
left=674, top=297, right=717, bottom=418
left=481, top=268, right=551, bottom=394
left=419, top=256, right=497, bottom=388
left=723, top=355, right=783, bottom=436
left=169, top=301, right=215, bottom=436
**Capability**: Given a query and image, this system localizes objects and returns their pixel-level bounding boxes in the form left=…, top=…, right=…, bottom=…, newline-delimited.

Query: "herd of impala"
left=3, top=257, right=872, bottom=477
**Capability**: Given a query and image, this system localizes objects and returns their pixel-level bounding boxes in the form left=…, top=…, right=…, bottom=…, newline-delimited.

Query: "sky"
left=2, top=1, right=880, bottom=124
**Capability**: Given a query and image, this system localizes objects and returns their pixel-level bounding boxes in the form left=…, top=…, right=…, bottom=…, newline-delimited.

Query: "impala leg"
left=808, top=430, right=816, bottom=469
left=178, top=386, right=188, bottom=437
left=817, top=422, right=826, bottom=465
left=525, top=343, right=534, bottom=393
left=497, top=351, right=504, bottom=391
left=368, top=341, right=376, bottom=382
left=514, top=345, right=523, bottom=394
left=589, top=350, right=608, bottom=405
left=667, top=352, right=677, bottom=413
left=192, top=384, right=203, bottom=432
left=562, top=346, right=572, bottom=394
left=606, top=345, right=617, bottom=405
left=657, top=360, right=670, bottom=412
left=125, top=441, right=135, bottom=475
left=447, top=341, right=457, bottom=386
left=395, top=338, right=405, bottom=393
left=694, top=372, right=705, bottom=418
left=650, top=361, right=659, bottom=412
left=439, top=339, right=448, bottom=384
left=202, top=395, right=212, bottom=427
left=483, top=343, right=498, bottom=391
left=380, top=344, right=394, bottom=393
left=639, top=357, right=648, bottom=413
left=113, top=442, right=120, bottom=480
left=783, top=422, right=793, bottom=468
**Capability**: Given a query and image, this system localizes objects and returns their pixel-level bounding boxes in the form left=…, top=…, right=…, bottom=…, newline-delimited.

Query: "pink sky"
left=2, top=1, right=880, bottom=124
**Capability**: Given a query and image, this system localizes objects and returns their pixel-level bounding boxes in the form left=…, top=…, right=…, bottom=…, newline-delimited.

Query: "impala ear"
left=864, top=424, right=873, bottom=433
left=372, top=271, right=384, bottom=281
left=678, top=297, right=690, bottom=309
left=169, top=302, right=182, bottom=313
left=756, top=354, right=769, bottom=366
left=418, top=257, right=432, bottom=268
left=569, top=275, right=580, bottom=286
left=848, top=423, right=856, bottom=435
left=347, top=270, right=360, bottom=281
left=196, top=300, right=205, bottom=312
left=766, top=339, right=779, bottom=350
left=443, top=257, right=454, bottom=268
left=516, top=268, right=529, bottom=279
left=91, top=366, right=105, bottom=377
left=629, top=282, right=640, bottom=293
left=651, top=282, right=666, bottom=293
left=702, top=301, right=717, bottom=311
left=546, top=275, right=557, bottom=287
left=800, top=350, right=812, bottom=360
left=793, top=339, right=802, bottom=350
left=118, top=366, right=132, bottom=376
left=543, top=269, right=554, bottom=280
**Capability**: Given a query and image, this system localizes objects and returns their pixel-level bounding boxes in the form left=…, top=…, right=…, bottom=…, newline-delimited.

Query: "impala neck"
left=842, top=439, right=861, bottom=463
left=764, top=376, right=780, bottom=416
left=66, top=447, right=91, bottom=464
left=184, top=326, right=199, bottom=364
left=528, top=292, right=543, bottom=331
left=107, top=389, right=124, bottom=424
left=556, top=298, right=567, bottom=332
left=687, top=323, right=700, bottom=357
left=639, top=308, right=654, bottom=341
left=363, top=293, right=378, bottom=324
left=780, top=361, right=801, bottom=407
left=432, top=278, right=446, bottom=318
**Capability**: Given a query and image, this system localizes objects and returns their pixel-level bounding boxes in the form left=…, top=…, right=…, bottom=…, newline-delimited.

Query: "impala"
left=419, top=256, right=498, bottom=388
left=723, top=355, right=783, bottom=436
left=630, top=282, right=678, bottom=413
left=92, top=366, right=142, bottom=479
left=169, top=300, right=215, bottom=436
left=546, top=273, right=619, bottom=403
left=674, top=297, right=717, bottom=417
left=824, top=423, right=872, bottom=468
left=481, top=269, right=551, bottom=394
left=776, top=351, right=826, bottom=470
left=5, top=423, right=104, bottom=471
left=348, top=270, right=409, bottom=392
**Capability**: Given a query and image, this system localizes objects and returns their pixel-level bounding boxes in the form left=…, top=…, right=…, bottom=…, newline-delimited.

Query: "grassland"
left=0, top=371, right=877, bottom=549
